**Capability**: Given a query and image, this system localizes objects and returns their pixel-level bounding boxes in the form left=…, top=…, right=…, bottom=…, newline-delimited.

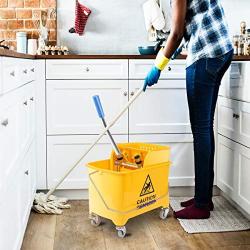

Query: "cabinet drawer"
left=129, top=80, right=191, bottom=134
left=46, top=59, right=128, bottom=79
left=129, top=59, right=186, bottom=79
left=2, top=57, right=21, bottom=94
left=218, top=97, right=250, bottom=147
left=47, top=135, right=128, bottom=189
left=46, top=80, right=128, bottom=135
left=2, top=58, right=35, bottom=94
left=220, top=62, right=250, bottom=102
left=129, top=134, right=194, bottom=186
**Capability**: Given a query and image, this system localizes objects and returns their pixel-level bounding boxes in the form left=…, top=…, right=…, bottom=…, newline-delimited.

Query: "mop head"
left=32, top=192, right=71, bottom=215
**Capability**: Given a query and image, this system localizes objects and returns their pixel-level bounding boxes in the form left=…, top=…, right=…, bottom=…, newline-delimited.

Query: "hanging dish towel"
left=75, top=0, right=91, bottom=35
left=143, top=0, right=165, bottom=32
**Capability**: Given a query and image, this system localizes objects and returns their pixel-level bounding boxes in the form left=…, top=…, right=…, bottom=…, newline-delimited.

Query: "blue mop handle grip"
left=93, top=95, right=105, bottom=119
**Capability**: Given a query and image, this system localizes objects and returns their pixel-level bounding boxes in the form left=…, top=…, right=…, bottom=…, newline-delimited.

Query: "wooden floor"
left=22, top=201, right=250, bottom=250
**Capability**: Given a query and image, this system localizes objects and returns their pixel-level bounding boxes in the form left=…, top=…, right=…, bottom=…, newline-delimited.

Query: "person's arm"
left=144, top=0, right=187, bottom=90
left=162, top=0, right=187, bottom=59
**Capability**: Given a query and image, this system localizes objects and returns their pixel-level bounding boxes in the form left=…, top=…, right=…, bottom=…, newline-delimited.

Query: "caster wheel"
left=159, top=208, right=169, bottom=220
left=90, top=214, right=101, bottom=227
left=116, top=226, right=126, bottom=238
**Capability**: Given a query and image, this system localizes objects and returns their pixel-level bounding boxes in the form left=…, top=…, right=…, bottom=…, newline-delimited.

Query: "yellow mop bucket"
left=87, top=143, right=171, bottom=238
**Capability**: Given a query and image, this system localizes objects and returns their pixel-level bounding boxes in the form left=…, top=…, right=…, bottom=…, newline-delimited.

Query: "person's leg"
left=208, top=51, right=233, bottom=200
left=175, top=51, right=233, bottom=219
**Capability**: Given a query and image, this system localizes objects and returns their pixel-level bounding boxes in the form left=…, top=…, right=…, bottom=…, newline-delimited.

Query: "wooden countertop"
left=1, top=49, right=250, bottom=61
left=0, top=49, right=35, bottom=59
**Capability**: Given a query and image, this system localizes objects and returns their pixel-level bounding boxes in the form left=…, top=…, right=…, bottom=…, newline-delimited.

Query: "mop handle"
left=45, top=86, right=144, bottom=199
left=93, top=95, right=122, bottom=157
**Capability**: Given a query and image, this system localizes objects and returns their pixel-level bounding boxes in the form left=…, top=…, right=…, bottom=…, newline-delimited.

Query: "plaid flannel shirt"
left=184, top=0, right=233, bottom=67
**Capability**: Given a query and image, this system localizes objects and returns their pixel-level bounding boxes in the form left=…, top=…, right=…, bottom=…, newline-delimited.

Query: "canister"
left=16, top=32, right=27, bottom=53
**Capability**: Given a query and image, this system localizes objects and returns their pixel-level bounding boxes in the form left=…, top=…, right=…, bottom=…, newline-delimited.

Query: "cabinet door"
left=19, top=146, right=32, bottom=228
left=129, top=80, right=191, bottom=134
left=0, top=94, right=20, bottom=193
left=217, top=135, right=238, bottom=200
left=47, top=80, right=128, bottom=135
left=129, top=134, right=194, bottom=186
left=218, top=97, right=250, bottom=147
left=0, top=178, right=21, bottom=250
left=47, top=135, right=128, bottom=189
left=235, top=142, right=250, bottom=214
left=217, top=135, right=250, bottom=214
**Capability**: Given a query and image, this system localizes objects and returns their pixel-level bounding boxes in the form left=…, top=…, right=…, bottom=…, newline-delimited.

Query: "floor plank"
left=22, top=200, right=250, bottom=250
left=53, top=201, right=106, bottom=250
left=21, top=212, right=57, bottom=250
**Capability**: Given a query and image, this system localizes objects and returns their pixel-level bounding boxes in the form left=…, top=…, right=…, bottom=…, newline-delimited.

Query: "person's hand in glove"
left=144, top=48, right=170, bottom=91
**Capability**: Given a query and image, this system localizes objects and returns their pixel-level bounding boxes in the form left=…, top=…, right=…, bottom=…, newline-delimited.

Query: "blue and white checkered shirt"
left=184, top=0, right=233, bottom=67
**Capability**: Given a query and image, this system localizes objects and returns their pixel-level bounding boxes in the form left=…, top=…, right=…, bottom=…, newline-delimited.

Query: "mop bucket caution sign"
left=137, top=175, right=156, bottom=209
left=87, top=143, right=170, bottom=227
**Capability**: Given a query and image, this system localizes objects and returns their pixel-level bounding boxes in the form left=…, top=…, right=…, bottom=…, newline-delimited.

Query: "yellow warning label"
left=140, top=175, right=154, bottom=196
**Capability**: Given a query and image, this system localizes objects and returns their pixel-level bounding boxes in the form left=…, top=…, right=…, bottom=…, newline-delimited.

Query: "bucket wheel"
left=159, top=207, right=169, bottom=220
left=90, top=213, right=102, bottom=227
left=116, top=226, right=127, bottom=238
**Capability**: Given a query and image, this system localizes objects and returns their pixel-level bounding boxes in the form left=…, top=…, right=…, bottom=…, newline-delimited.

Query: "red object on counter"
left=75, top=0, right=91, bottom=35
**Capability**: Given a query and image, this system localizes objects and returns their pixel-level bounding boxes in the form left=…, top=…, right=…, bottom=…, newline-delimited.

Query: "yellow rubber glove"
left=154, top=48, right=170, bottom=70
left=144, top=49, right=170, bottom=91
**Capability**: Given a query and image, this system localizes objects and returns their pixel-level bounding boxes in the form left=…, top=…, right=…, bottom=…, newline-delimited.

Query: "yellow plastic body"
left=87, top=143, right=171, bottom=226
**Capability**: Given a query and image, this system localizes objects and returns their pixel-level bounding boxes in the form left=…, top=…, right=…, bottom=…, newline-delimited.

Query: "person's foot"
left=174, top=204, right=210, bottom=219
left=180, top=198, right=214, bottom=211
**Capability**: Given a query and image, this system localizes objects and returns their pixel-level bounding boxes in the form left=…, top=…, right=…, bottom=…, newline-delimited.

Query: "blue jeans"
left=186, top=50, right=233, bottom=207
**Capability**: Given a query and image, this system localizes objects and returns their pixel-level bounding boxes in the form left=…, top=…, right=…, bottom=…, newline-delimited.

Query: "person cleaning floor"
left=144, top=0, right=233, bottom=219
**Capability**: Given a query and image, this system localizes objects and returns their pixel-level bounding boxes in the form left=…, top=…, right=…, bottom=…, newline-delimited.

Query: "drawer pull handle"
left=30, top=97, right=34, bottom=101
left=10, top=71, right=15, bottom=77
left=123, top=91, right=128, bottom=97
left=86, top=67, right=90, bottom=72
left=23, top=69, right=28, bottom=74
left=23, top=101, right=28, bottom=106
left=31, top=68, right=35, bottom=72
left=130, top=91, right=135, bottom=96
left=168, top=66, right=172, bottom=71
left=233, top=113, right=240, bottom=119
left=1, top=119, right=8, bottom=126
left=25, top=170, right=29, bottom=175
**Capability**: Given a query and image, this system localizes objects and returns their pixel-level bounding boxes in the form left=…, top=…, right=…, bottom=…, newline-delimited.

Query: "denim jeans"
left=186, top=50, right=233, bottom=207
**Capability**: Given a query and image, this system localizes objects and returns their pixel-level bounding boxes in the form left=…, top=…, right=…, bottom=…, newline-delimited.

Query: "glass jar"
left=16, top=32, right=27, bottom=54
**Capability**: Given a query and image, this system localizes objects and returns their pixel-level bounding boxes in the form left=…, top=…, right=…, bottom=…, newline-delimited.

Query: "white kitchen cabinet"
left=219, top=61, right=250, bottom=103
left=129, top=134, right=195, bottom=186
left=218, top=96, right=250, bottom=147
left=46, top=59, right=128, bottom=79
left=129, top=59, right=186, bottom=79
left=46, top=80, right=128, bottom=135
left=0, top=56, right=37, bottom=250
left=217, top=135, right=250, bottom=214
left=129, top=80, right=191, bottom=134
left=47, top=135, right=128, bottom=189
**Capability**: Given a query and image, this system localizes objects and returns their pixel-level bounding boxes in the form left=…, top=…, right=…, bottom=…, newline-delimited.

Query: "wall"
left=0, top=0, right=56, bottom=49
left=222, top=0, right=250, bottom=35
left=57, top=0, right=250, bottom=55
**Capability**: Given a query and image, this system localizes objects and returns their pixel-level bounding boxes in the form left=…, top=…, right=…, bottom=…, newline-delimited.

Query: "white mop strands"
left=32, top=87, right=144, bottom=215
left=33, top=193, right=71, bottom=215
